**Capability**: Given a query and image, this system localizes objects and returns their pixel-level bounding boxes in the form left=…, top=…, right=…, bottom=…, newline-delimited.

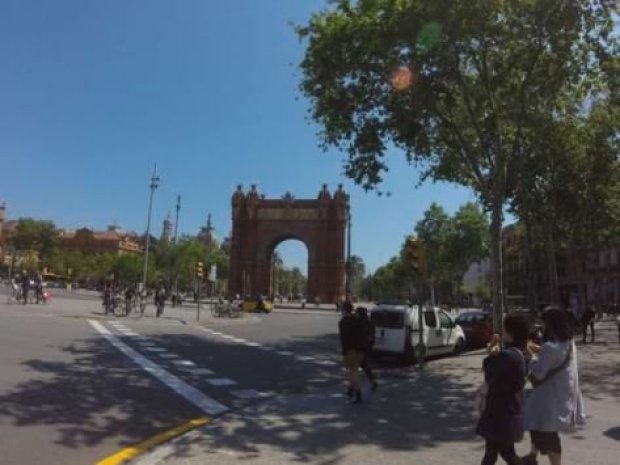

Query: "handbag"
left=475, top=347, right=526, bottom=417
left=474, top=382, right=489, bottom=416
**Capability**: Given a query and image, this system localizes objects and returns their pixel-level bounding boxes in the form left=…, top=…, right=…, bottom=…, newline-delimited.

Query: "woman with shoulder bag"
left=476, top=314, right=530, bottom=465
left=522, top=308, right=586, bottom=465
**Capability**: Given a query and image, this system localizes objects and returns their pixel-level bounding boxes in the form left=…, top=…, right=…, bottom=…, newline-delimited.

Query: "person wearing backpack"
left=522, top=308, right=585, bottom=465
left=476, top=314, right=529, bottom=465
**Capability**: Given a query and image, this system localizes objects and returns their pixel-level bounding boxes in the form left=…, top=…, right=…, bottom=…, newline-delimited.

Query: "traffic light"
left=405, top=236, right=424, bottom=273
left=196, top=261, right=204, bottom=279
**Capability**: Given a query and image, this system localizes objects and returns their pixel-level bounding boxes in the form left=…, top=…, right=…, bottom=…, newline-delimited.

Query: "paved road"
left=1, top=296, right=618, bottom=465
left=0, top=296, right=345, bottom=464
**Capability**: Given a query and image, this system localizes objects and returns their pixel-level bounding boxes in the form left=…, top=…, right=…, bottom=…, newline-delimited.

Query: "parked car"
left=455, top=311, right=494, bottom=348
left=370, top=303, right=466, bottom=362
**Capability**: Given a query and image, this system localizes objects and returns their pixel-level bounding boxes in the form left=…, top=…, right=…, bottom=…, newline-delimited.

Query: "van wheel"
left=453, top=338, right=465, bottom=356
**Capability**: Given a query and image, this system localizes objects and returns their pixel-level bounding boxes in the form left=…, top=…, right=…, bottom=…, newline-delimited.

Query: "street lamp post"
left=142, top=164, right=160, bottom=292
left=345, top=203, right=352, bottom=301
left=173, top=195, right=181, bottom=243
left=172, top=195, right=181, bottom=305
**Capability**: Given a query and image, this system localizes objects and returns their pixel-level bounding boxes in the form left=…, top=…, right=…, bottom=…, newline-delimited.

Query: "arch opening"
left=269, top=239, right=308, bottom=301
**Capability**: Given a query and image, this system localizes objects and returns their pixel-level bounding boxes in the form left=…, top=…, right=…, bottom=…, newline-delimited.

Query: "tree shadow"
left=151, top=332, right=482, bottom=463
left=0, top=325, right=482, bottom=464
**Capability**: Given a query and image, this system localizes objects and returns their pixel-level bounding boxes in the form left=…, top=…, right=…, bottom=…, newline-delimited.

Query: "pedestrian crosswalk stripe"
left=88, top=320, right=228, bottom=416
left=205, top=378, right=237, bottom=386
left=231, top=389, right=269, bottom=400
left=172, top=360, right=196, bottom=367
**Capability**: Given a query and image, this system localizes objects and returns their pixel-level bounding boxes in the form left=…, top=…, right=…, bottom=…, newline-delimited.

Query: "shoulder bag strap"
left=529, top=341, right=573, bottom=388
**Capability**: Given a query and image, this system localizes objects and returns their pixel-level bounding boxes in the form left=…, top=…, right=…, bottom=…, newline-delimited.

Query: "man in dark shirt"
left=339, top=301, right=362, bottom=404
left=581, top=307, right=596, bottom=343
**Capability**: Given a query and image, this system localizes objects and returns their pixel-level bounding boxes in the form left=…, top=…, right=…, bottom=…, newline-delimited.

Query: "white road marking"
left=315, top=359, right=338, bottom=366
left=172, top=360, right=196, bottom=367
left=277, top=350, right=293, bottom=356
left=243, top=341, right=261, bottom=347
left=144, top=347, right=168, bottom=353
left=296, top=356, right=316, bottom=362
left=231, top=389, right=269, bottom=400
left=88, top=320, right=228, bottom=415
left=205, top=378, right=237, bottom=386
left=183, top=368, right=214, bottom=375
left=158, top=353, right=180, bottom=359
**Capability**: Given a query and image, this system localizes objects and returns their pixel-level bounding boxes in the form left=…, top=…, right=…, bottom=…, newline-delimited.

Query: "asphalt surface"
left=0, top=295, right=345, bottom=465
left=1, top=295, right=618, bottom=465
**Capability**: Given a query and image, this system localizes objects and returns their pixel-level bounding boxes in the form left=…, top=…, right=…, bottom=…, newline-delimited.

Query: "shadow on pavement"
left=0, top=336, right=203, bottom=450
left=155, top=332, right=481, bottom=463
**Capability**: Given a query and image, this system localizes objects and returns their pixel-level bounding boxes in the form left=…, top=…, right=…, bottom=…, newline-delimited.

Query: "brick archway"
left=228, top=184, right=349, bottom=304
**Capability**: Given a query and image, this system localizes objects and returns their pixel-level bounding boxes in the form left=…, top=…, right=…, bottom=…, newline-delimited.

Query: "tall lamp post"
left=345, top=203, right=352, bottom=301
left=173, top=195, right=181, bottom=242
left=172, top=195, right=181, bottom=304
left=142, top=164, right=160, bottom=292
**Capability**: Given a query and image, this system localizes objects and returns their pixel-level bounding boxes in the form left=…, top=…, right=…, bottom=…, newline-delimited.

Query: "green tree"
left=298, top=0, right=615, bottom=330
left=8, top=218, right=59, bottom=266
left=349, top=254, right=366, bottom=298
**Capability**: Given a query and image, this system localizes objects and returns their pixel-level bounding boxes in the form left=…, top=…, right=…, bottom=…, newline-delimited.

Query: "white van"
left=370, top=302, right=466, bottom=362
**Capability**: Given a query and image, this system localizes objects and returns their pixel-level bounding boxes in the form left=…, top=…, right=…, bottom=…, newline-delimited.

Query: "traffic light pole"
left=196, top=279, right=201, bottom=321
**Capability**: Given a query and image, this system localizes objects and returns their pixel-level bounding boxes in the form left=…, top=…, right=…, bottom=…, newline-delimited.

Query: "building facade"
left=61, top=226, right=143, bottom=255
left=501, top=223, right=620, bottom=312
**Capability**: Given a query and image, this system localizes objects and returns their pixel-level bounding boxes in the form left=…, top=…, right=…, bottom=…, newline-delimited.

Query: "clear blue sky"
left=0, top=0, right=478, bottom=273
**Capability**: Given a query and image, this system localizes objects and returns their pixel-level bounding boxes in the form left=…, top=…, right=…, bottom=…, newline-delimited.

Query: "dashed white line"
left=158, top=353, right=180, bottom=359
left=296, top=356, right=316, bottom=362
left=172, top=360, right=196, bottom=367
left=231, top=389, right=269, bottom=400
left=144, top=347, right=168, bottom=353
left=183, top=368, right=214, bottom=375
left=277, top=350, right=294, bottom=356
left=88, top=320, right=228, bottom=416
left=205, top=378, right=237, bottom=386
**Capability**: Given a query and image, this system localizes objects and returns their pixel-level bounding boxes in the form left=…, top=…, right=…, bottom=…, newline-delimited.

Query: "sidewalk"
left=138, top=321, right=620, bottom=465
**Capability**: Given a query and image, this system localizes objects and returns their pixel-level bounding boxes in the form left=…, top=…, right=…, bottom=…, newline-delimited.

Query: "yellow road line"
left=96, top=416, right=210, bottom=465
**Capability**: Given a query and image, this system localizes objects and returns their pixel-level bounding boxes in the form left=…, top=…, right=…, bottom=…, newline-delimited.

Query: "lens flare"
left=390, top=66, right=414, bottom=91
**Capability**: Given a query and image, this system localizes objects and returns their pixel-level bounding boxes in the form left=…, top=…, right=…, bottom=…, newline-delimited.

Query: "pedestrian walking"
left=155, top=283, right=167, bottom=318
left=356, top=307, right=378, bottom=391
left=339, top=300, right=362, bottom=404
left=522, top=307, right=585, bottom=465
left=476, top=314, right=529, bottom=465
left=20, top=270, right=30, bottom=305
left=34, top=272, right=44, bottom=304
left=580, top=307, right=596, bottom=343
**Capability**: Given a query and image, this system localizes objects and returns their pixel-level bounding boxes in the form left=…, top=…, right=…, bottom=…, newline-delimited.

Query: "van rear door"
left=371, top=309, right=405, bottom=353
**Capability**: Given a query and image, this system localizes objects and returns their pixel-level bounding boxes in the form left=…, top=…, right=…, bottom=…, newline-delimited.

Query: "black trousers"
left=359, top=350, right=375, bottom=382
left=582, top=321, right=595, bottom=342
left=481, top=440, right=521, bottom=465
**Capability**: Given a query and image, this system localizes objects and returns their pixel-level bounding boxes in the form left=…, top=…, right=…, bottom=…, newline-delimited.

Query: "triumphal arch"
left=228, top=184, right=349, bottom=304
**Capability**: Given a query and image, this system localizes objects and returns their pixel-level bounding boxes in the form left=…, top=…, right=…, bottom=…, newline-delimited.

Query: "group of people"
left=11, top=270, right=46, bottom=304
left=102, top=281, right=168, bottom=317
left=338, top=301, right=378, bottom=404
left=477, top=308, right=585, bottom=465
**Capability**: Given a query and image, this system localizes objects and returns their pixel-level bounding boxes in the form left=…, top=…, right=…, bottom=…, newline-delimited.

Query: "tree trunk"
left=543, top=220, right=560, bottom=305
left=490, top=195, right=505, bottom=334
left=524, top=215, right=537, bottom=313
